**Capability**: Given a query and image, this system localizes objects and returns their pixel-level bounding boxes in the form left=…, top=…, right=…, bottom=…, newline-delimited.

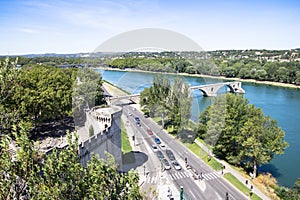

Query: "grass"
left=184, top=142, right=223, bottom=171
left=103, top=80, right=130, bottom=95
left=121, top=120, right=135, bottom=164
left=224, top=173, right=262, bottom=200
left=121, top=120, right=132, bottom=153
left=196, top=138, right=213, bottom=152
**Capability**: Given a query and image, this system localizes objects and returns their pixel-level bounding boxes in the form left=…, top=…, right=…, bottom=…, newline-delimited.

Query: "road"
left=122, top=105, right=248, bottom=200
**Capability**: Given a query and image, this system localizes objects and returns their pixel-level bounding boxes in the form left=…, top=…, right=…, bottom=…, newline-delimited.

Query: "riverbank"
left=97, top=67, right=300, bottom=89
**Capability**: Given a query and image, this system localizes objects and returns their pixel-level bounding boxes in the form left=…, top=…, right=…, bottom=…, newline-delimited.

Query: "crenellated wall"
left=78, top=106, right=123, bottom=169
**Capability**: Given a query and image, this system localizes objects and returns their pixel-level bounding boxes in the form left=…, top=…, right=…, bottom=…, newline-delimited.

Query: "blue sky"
left=0, top=0, right=299, bottom=55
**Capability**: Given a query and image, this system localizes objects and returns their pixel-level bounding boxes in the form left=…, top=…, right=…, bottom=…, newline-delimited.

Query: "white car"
left=128, top=112, right=132, bottom=116
left=152, top=144, right=158, bottom=152
left=162, top=158, right=171, bottom=170
left=172, top=160, right=182, bottom=170
left=160, top=144, right=167, bottom=150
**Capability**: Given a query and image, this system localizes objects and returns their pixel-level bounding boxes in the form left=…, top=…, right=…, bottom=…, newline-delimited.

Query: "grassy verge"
left=224, top=173, right=262, bottom=200
left=152, top=117, right=162, bottom=125
left=184, top=142, right=223, bottom=171
left=121, top=120, right=132, bottom=153
left=121, top=120, right=136, bottom=164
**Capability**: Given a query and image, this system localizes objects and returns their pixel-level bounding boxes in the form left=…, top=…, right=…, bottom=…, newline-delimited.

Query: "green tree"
left=199, top=94, right=288, bottom=176
left=0, top=128, right=143, bottom=199
left=0, top=58, right=20, bottom=134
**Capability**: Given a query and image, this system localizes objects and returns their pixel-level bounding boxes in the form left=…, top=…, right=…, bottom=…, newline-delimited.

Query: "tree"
left=255, top=69, right=268, bottom=80
left=238, top=68, right=251, bottom=79
left=0, top=58, right=20, bottom=134
left=199, top=94, right=289, bottom=176
left=11, top=65, right=77, bottom=130
left=140, top=76, right=192, bottom=135
left=0, top=126, right=143, bottom=199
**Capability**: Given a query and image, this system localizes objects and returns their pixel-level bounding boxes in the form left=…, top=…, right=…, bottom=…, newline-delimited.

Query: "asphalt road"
left=123, top=105, right=248, bottom=200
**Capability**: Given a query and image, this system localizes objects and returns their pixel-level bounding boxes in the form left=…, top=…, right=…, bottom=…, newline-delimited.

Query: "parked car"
left=156, top=150, right=164, bottom=160
left=154, top=137, right=161, bottom=144
left=135, top=117, right=140, bottom=122
left=162, top=158, right=171, bottom=170
left=166, top=150, right=175, bottom=161
left=160, top=144, right=167, bottom=150
left=172, top=160, right=181, bottom=170
left=136, top=121, right=141, bottom=127
left=147, top=128, right=153, bottom=135
left=128, top=112, right=132, bottom=116
left=152, top=144, right=158, bottom=152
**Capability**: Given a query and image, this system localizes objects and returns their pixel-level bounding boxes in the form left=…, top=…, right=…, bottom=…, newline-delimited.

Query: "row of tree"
left=107, top=56, right=300, bottom=85
left=140, top=75, right=192, bottom=136
left=0, top=124, right=142, bottom=199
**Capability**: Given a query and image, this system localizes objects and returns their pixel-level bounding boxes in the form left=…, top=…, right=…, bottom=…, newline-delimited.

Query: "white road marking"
left=184, top=171, right=190, bottom=177
left=173, top=173, right=179, bottom=180
left=177, top=172, right=183, bottom=179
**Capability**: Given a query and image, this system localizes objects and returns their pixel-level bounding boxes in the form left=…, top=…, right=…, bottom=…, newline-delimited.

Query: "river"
left=96, top=69, right=300, bottom=187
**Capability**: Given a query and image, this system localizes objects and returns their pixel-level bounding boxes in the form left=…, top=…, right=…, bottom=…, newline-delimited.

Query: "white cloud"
left=17, top=28, right=40, bottom=34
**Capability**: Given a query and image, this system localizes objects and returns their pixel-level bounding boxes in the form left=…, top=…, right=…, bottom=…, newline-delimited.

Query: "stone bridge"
left=190, top=81, right=245, bottom=97
left=107, top=81, right=245, bottom=104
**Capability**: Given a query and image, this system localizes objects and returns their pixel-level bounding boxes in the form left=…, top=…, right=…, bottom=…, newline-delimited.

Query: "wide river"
left=97, top=69, right=300, bottom=187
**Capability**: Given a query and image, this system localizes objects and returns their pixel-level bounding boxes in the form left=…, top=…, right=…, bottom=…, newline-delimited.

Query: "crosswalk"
left=201, top=172, right=220, bottom=181
left=169, top=171, right=190, bottom=180
left=145, top=171, right=220, bottom=184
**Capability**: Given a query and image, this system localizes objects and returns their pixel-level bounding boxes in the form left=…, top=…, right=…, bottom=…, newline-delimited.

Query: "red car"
left=147, top=128, right=153, bottom=135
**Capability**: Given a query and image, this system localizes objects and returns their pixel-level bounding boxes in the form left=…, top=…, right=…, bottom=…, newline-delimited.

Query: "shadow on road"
left=121, top=151, right=148, bottom=172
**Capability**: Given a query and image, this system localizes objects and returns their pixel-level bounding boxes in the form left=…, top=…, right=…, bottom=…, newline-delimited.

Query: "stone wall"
left=78, top=106, right=123, bottom=169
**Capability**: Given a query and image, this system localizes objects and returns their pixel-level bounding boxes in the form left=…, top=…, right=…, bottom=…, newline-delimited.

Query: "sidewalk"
left=194, top=140, right=271, bottom=200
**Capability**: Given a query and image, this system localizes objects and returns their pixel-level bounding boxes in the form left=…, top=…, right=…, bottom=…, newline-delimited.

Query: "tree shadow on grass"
left=121, top=151, right=148, bottom=173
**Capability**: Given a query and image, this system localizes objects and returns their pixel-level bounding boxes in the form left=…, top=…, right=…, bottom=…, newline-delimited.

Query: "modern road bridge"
left=108, top=81, right=245, bottom=104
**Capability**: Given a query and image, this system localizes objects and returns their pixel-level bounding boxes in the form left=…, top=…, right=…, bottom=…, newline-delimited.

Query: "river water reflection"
left=97, top=69, right=300, bottom=187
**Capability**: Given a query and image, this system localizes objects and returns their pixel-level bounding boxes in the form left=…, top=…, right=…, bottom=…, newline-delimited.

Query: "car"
left=136, top=121, right=141, bottom=127
left=160, top=144, right=167, bottom=150
left=156, top=150, right=164, bottom=160
left=172, top=160, right=182, bottom=170
left=128, top=112, right=132, bottom=116
left=147, top=128, right=153, bottom=135
left=152, top=144, right=158, bottom=152
left=161, top=158, right=171, bottom=170
left=166, top=150, right=175, bottom=161
left=135, top=117, right=140, bottom=122
left=154, top=137, right=161, bottom=144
